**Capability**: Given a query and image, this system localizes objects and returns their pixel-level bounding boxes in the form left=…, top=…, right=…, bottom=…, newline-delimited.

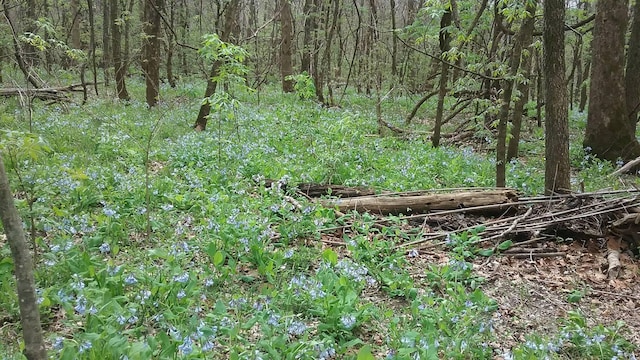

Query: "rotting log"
left=263, top=179, right=375, bottom=198
left=319, top=189, right=518, bottom=215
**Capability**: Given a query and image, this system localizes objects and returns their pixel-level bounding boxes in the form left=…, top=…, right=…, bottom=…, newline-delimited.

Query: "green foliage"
left=0, top=82, right=635, bottom=359
left=285, top=72, right=316, bottom=100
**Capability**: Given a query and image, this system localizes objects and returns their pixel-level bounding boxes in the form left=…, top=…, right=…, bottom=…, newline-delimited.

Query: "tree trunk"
left=543, top=0, right=571, bottom=194
left=389, top=0, right=397, bottom=77
left=280, top=0, right=294, bottom=92
left=625, top=0, right=640, bottom=125
left=507, top=46, right=534, bottom=161
left=102, top=0, right=111, bottom=87
left=87, top=0, right=98, bottom=95
left=0, top=155, right=47, bottom=360
left=193, top=0, right=240, bottom=131
left=579, top=59, right=590, bottom=113
left=165, top=0, right=176, bottom=88
left=143, top=0, right=162, bottom=107
left=496, top=1, right=536, bottom=187
left=71, top=0, right=82, bottom=49
left=111, top=0, right=129, bottom=100
left=301, top=0, right=316, bottom=74
left=585, top=0, right=640, bottom=162
left=432, top=7, right=452, bottom=148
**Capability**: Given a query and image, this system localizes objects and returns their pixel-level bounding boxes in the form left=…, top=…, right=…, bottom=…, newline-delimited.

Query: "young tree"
left=543, top=0, right=571, bottom=194
left=584, top=0, right=640, bottom=162
left=193, top=0, right=240, bottom=131
left=0, top=155, right=46, bottom=360
left=280, top=0, right=294, bottom=93
left=143, top=0, right=162, bottom=107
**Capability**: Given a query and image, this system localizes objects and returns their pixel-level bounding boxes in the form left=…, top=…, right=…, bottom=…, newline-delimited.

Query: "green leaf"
left=477, top=249, right=494, bottom=257
left=322, top=248, right=338, bottom=265
left=497, top=240, right=513, bottom=251
left=357, top=345, right=375, bottom=360
left=567, top=290, right=583, bottom=303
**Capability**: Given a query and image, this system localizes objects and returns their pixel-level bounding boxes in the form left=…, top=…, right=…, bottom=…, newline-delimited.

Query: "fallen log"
left=0, top=83, right=96, bottom=102
left=318, top=189, right=518, bottom=215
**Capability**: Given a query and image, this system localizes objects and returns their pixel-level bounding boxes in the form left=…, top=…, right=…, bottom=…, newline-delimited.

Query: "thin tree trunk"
left=301, top=0, right=316, bottom=73
left=507, top=49, right=533, bottom=161
left=87, top=0, right=98, bottom=95
left=389, top=0, right=397, bottom=77
left=280, top=0, right=294, bottom=92
left=497, top=1, right=536, bottom=186
left=102, top=0, right=111, bottom=87
left=544, top=0, right=571, bottom=194
left=111, top=0, right=129, bottom=100
left=143, top=0, right=162, bottom=107
left=432, top=7, right=452, bottom=148
left=0, top=155, right=47, bottom=360
left=579, top=58, right=590, bottom=112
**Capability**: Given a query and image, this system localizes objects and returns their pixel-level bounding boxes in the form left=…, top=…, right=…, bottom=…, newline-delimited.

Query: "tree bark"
left=0, top=155, right=47, bottom=360
left=584, top=0, right=640, bottom=162
left=625, top=0, right=640, bottom=125
left=497, top=1, right=536, bottom=186
left=111, top=0, right=130, bottom=100
left=543, top=0, right=571, bottom=194
left=143, top=0, right=162, bottom=107
left=280, top=0, right=294, bottom=92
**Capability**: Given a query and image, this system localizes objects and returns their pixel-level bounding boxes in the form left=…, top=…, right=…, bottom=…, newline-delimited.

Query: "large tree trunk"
left=193, top=0, right=240, bottom=131
left=625, top=0, right=640, bottom=125
left=585, top=0, right=640, bottom=162
left=280, top=0, right=294, bottom=92
left=0, top=155, right=46, bottom=360
left=142, top=0, right=162, bottom=107
left=496, top=1, right=536, bottom=187
left=543, top=0, right=571, bottom=194
left=111, top=0, right=130, bottom=100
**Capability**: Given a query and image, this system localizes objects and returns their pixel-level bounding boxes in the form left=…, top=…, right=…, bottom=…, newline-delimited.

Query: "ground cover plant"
left=0, top=80, right=638, bottom=360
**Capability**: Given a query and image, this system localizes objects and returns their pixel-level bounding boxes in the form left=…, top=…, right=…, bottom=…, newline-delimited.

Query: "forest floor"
left=0, top=80, right=638, bottom=359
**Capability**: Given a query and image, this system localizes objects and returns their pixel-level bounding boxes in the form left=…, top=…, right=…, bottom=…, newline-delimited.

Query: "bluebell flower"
left=99, top=243, right=111, bottom=254
left=124, top=274, right=138, bottom=285
left=53, top=337, right=64, bottom=351
left=74, top=295, right=87, bottom=315
left=287, top=321, right=306, bottom=336
left=202, top=340, right=215, bottom=351
left=173, top=273, right=189, bottom=283
left=78, top=340, right=92, bottom=353
left=267, top=313, right=280, bottom=326
left=178, top=336, right=193, bottom=355
left=340, top=315, right=356, bottom=329
left=177, top=290, right=186, bottom=299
